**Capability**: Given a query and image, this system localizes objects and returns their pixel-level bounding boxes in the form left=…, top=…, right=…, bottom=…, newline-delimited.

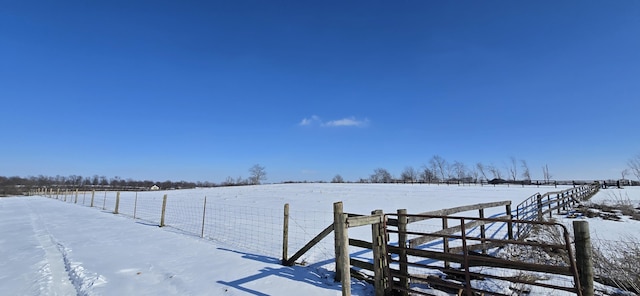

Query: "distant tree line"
left=0, top=164, right=269, bottom=196
left=0, top=175, right=200, bottom=196
left=331, top=154, right=640, bottom=185
left=346, top=155, right=547, bottom=185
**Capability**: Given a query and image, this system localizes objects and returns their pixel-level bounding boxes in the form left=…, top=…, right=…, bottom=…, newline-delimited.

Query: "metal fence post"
left=201, top=196, right=207, bottom=238
left=282, top=203, right=289, bottom=264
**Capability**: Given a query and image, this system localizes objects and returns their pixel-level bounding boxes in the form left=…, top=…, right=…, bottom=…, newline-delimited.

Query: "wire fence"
left=35, top=189, right=336, bottom=266
left=31, top=187, right=640, bottom=294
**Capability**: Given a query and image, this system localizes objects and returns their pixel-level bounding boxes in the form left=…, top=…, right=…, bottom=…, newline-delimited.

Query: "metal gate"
left=384, top=212, right=582, bottom=296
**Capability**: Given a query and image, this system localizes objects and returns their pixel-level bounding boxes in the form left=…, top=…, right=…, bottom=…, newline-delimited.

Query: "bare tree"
left=629, top=154, right=640, bottom=181
left=542, top=164, right=552, bottom=184
left=420, top=165, right=437, bottom=183
left=248, top=164, right=267, bottom=185
left=508, top=157, right=518, bottom=181
left=331, top=174, right=344, bottom=183
left=488, top=165, right=502, bottom=180
left=400, top=166, right=418, bottom=183
left=621, top=169, right=629, bottom=181
left=452, top=161, right=467, bottom=181
left=476, top=163, right=489, bottom=182
left=370, top=168, right=393, bottom=183
left=223, top=176, right=236, bottom=186
left=469, top=167, right=479, bottom=183
left=430, top=155, right=448, bottom=181
left=236, top=176, right=248, bottom=185
left=521, top=160, right=531, bottom=181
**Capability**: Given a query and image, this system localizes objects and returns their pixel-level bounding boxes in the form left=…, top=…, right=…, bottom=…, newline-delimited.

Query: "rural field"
left=1, top=183, right=638, bottom=295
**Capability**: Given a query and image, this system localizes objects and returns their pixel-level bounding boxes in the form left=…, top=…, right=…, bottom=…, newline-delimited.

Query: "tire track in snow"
left=29, top=206, right=106, bottom=296
left=30, top=212, right=78, bottom=295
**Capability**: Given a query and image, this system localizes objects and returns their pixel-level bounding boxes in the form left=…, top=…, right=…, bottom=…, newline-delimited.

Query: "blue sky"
left=1, top=1, right=639, bottom=183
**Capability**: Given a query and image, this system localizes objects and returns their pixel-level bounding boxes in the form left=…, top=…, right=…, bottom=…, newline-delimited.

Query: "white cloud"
left=299, top=115, right=321, bottom=126
left=299, top=115, right=370, bottom=128
left=324, top=117, right=369, bottom=127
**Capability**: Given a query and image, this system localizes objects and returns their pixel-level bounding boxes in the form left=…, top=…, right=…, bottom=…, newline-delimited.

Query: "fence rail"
left=318, top=186, right=600, bottom=296
left=31, top=184, right=603, bottom=296
left=515, top=184, right=599, bottom=238
left=386, top=213, right=582, bottom=296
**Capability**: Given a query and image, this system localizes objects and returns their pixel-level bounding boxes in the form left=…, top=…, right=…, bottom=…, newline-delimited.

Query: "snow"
left=1, top=183, right=637, bottom=295
left=555, top=186, right=640, bottom=245
left=0, top=196, right=351, bottom=296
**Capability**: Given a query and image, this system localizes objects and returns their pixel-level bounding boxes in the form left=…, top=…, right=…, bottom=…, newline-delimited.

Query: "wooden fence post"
left=282, top=203, right=289, bottom=264
left=479, top=208, right=486, bottom=254
left=334, top=202, right=345, bottom=281
left=397, top=209, right=409, bottom=296
left=442, top=217, right=450, bottom=268
left=160, top=194, right=168, bottom=227
left=133, top=192, right=138, bottom=219
left=548, top=195, right=553, bottom=218
left=114, top=192, right=120, bottom=214
left=90, top=190, right=95, bottom=207
left=506, top=203, right=513, bottom=240
left=573, top=221, right=594, bottom=296
left=536, top=194, right=543, bottom=221
left=201, top=196, right=207, bottom=238
left=333, top=202, right=350, bottom=296
left=74, top=189, right=78, bottom=204
left=371, top=209, right=388, bottom=296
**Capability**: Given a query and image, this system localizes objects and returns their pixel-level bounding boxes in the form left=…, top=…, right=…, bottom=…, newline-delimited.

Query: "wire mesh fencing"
left=38, top=190, right=336, bottom=267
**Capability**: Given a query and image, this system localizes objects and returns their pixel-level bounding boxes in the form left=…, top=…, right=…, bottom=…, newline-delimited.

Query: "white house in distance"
left=150, top=185, right=160, bottom=191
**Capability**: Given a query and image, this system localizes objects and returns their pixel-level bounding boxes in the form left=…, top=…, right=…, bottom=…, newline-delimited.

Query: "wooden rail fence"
left=283, top=185, right=600, bottom=296
left=515, top=184, right=599, bottom=238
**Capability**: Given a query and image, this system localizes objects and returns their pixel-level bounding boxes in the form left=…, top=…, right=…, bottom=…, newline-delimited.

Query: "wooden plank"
left=350, top=258, right=374, bottom=272
left=408, top=200, right=511, bottom=223
left=370, top=209, right=387, bottom=296
left=285, top=223, right=334, bottom=266
left=408, top=215, right=508, bottom=248
left=349, top=268, right=374, bottom=284
left=347, top=214, right=383, bottom=228
left=386, top=218, right=398, bottom=227
left=349, top=238, right=372, bottom=249
left=397, top=209, right=409, bottom=296
left=388, top=245, right=574, bottom=276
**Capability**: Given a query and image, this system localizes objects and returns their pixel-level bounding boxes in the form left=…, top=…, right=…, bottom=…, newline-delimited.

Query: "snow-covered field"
left=1, top=183, right=637, bottom=295
left=557, top=186, right=640, bottom=242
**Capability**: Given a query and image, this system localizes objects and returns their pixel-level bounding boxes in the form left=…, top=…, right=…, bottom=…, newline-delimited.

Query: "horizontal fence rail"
left=31, top=183, right=604, bottom=296
left=386, top=213, right=582, bottom=296
left=515, top=184, right=599, bottom=239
